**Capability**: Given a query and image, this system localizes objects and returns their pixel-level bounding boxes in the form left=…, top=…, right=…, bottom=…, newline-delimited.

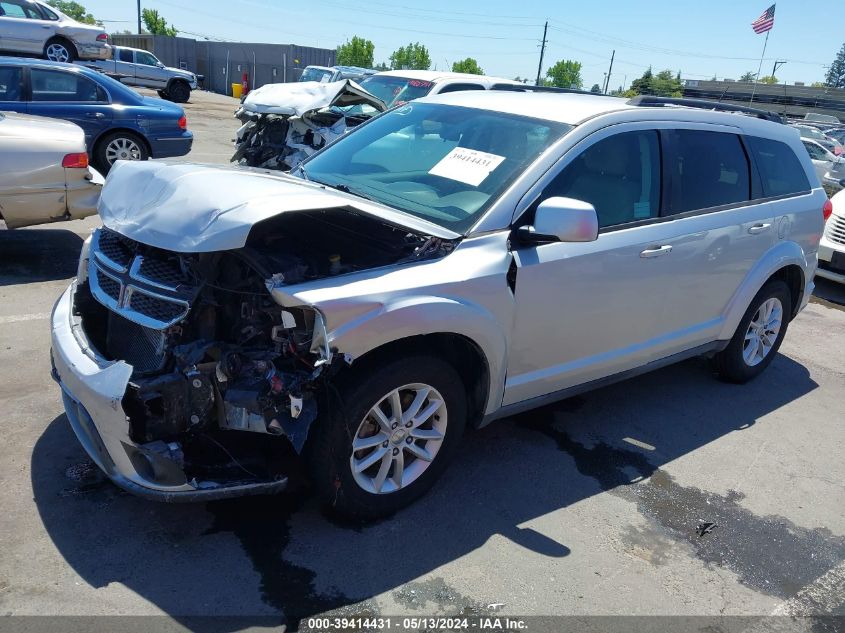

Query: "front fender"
left=327, top=295, right=509, bottom=415
left=718, top=239, right=813, bottom=340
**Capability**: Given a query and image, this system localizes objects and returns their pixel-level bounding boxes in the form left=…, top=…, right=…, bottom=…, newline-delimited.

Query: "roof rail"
left=626, top=95, right=784, bottom=124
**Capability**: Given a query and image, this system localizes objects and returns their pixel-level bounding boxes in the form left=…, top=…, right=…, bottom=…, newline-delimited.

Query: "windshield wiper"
left=330, top=182, right=380, bottom=204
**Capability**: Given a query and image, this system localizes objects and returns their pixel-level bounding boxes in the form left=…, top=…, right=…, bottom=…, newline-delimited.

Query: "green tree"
left=336, top=36, right=375, bottom=68
left=825, top=43, right=845, bottom=88
left=142, top=8, right=177, bottom=36
left=389, top=43, right=431, bottom=70
left=811, top=81, right=826, bottom=88
left=760, top=75, right=778, bottom=84
left=590, top=83, right=602, bottom=93
left=629, top=67, right=654, bottom=94
left=451, top=58, right=483, bottom=75
left=46, top=0, right=99, bottom=25
left=545, top=59, right=583, bottom=89
left=740, top=71, right=756, bottom=81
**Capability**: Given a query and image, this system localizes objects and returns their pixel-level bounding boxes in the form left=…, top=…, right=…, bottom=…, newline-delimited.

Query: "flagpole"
left=750, top=30, right=770, bottom=104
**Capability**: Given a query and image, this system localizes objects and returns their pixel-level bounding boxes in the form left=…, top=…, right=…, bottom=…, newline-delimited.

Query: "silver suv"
left=50, top=92, right=824, bottom=518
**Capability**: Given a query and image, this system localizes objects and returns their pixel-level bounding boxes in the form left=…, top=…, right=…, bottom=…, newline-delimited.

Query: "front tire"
left=714, top=280, right=792, bottom=383
left=307, top=356, right=467, bottom=520
left=44, top=38, right=76, bottom=63
left=167, top=81, right=190, bottom=103
left=94, top=131, right=149, bottom=173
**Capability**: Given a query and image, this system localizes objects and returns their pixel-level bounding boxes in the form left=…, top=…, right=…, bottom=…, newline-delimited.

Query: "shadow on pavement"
left=31, top=351, right=820, bottom=630
left=812, top=277, right=845, bottom=308
left=0, top=229, right=83, bottom=286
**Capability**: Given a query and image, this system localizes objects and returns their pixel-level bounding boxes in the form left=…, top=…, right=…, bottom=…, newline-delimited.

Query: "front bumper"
left=150, top=131, right=193, bottom=159
left=817, top=231, right=845, bottom=284
left=50, top=284, right=287, bottom=501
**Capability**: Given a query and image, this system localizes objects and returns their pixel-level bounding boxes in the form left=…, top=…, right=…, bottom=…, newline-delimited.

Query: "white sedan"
left=819, top=189, right=845, bottom=284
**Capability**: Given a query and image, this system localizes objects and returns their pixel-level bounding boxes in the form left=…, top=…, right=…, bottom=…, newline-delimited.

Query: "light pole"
left=137, top=0, right=141, bottom=35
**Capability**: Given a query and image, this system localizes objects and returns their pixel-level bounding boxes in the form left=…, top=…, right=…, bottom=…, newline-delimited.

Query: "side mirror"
left=156, top=62, right=165, bottom=68
left=518, top=197, right=599, bottom=244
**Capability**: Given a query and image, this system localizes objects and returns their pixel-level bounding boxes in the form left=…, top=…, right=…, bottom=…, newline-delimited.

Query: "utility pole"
left=772, top=60, right=787, bottom=79
left=137, top=0, right=141, bottom=34
left=603, top=49, right=615, bottom=94
left=535, top=20, right=548, bottom=86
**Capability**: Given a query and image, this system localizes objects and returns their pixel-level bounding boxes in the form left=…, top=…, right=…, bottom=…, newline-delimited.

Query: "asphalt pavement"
left=0, top=89, right=843, bottom=631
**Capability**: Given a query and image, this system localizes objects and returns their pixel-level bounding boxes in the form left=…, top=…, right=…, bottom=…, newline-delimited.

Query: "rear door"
left=113, top=47, right=138, bottom=82
left=27, top=67, right=113, bottom=147
left=638, top=126, right=776, bottom=359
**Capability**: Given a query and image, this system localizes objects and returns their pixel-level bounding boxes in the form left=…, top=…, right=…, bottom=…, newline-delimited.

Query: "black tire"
left=44, top=38, right=76, bottom=63
left=157, top=89, right=169, bottom=99
left=714, top=280, right=792, bottom=383
left=307, top=355, right=467, bottom=520
left=93, top=131, right=150, bottom=173
left=167, top=81, right=190, bottom=103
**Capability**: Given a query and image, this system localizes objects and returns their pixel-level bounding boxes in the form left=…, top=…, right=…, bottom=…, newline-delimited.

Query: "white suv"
left=51, top=93, right=824, bottom=518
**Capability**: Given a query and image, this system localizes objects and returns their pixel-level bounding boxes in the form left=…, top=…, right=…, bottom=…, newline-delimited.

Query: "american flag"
left=752, top=4, right=776, bottom=34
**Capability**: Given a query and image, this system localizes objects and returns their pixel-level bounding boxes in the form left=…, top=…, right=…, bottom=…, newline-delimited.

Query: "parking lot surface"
left=0, top=90, right=843, bottom=628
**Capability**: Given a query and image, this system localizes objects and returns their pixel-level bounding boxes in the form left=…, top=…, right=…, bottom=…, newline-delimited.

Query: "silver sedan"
left=0, top=0, right=110, bottom=62
left=0, top=110, right=102, bottom=228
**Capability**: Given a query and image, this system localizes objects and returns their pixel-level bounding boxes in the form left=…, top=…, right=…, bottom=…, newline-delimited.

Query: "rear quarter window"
left=747, top=136, right=812, bottom=197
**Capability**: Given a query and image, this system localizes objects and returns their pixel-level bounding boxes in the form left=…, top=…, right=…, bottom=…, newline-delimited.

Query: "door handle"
left=86, top=112, right=105, bottom=118
left=640, top=245, right=673, bottom=258
left=748, top=223, right=772, bottom=235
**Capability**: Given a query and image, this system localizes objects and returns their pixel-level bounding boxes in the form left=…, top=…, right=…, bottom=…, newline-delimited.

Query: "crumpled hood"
left=240, top=79, right=385, bottom=116
left=97, top=161, right=458, bottom=252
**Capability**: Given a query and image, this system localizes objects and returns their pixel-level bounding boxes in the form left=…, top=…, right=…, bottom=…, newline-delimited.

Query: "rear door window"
left=118, top=48, right=134, bottom=62
left=746, top=136, right=811, bottom=197
left=663, top=129, right=750, bottom=214
left=31, top=68, right=104, bottom=102
left=802, top=140, right=828, bottom=161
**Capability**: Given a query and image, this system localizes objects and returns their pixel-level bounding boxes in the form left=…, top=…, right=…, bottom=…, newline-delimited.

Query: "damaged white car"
left=51, top=91, right=822, bottom=518
left=231, top=79, right=385, bottom=171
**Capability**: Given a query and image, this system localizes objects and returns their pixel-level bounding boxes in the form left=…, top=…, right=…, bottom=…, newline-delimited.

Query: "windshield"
left=303, top=102, right=571, bottom=233
left=300, top=67, right=334, bottom=83
left=359, top=75, right=435, bottom=107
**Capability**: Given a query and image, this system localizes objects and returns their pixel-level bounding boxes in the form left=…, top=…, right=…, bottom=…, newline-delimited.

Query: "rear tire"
left=306, top=355, right=467, bottom=520
left=44, top=38, right=76, bottom=63
left=94, top=131, right=149, bottom=173
left=157, top=89, right=169, bottom=99
left=714, top=280, right=792, bottom=383
left=167, top=81, right=190, bottom=103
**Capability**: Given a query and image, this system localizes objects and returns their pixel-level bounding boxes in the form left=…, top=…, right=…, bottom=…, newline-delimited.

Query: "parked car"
left=817, top=188, right=845, bottom=284
left=803, top=112, right=840, bottom=126
left=0, top=110, right=101, bottom=228
left=0, top=57, right=192, bottom=171
left=792, top=124, right=842, bottom=155
left=0, top=0, right=109, bottom=62
left=299, top=65, right=376, bottom=83
left=801, top=138, right=845, bottom=194
left=359, top=70, right=522, bottom=107
left=80, top=45, right=199, bottom=103
left=51, top=93, right=823, bottom=518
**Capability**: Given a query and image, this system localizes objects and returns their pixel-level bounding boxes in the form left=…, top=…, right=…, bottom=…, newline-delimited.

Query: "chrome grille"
left=826, top=214, right=845, bottom=245
left=88, top=229, right=197, bottom=330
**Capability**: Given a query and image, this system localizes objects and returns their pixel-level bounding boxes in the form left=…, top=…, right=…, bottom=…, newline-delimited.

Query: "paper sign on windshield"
left=429, top=147, right=506, bottom=187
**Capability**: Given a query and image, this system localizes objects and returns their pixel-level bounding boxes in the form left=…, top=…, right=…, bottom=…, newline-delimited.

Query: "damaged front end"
left=231, top=79, right=386, bottom=171
left=63, top=205, right=452, bottom=496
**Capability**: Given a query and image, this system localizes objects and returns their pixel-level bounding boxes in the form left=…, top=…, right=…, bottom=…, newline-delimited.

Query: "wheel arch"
left=336, top=332, right=492, bottom=430
left=44, top=36, right=77, bottom=57
left=93, top=127, right=152, bottom=158
left=718, top=241, right=811, bottom=340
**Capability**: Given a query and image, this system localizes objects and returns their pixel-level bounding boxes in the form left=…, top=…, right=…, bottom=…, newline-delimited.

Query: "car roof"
left=374, top=69, right=518, bottom=85
left=420, top=90, right=634, bottom=124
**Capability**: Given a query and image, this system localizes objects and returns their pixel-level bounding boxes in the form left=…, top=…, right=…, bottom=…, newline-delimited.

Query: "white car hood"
left=97, top=161, right=457, bottom=252
left=240, top=79, right=385, bottom=116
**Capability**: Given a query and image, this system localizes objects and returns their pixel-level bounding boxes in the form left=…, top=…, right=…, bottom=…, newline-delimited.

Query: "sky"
left=82, top=0, right=842, bottom=89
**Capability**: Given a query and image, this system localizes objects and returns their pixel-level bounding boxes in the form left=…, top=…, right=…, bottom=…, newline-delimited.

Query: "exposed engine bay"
left=75, top=208, right=453, bottom=488
left=231, top=79, right=386, bottom=172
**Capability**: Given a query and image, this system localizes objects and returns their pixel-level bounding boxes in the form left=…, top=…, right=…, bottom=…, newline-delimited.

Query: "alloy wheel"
left=45, top=43, right=70, bottom=62
left=742, top=297, right=783, bottom=366
left=105, top=137, right=142, bottom=164
left=350, top=383, right=447, bottom=494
